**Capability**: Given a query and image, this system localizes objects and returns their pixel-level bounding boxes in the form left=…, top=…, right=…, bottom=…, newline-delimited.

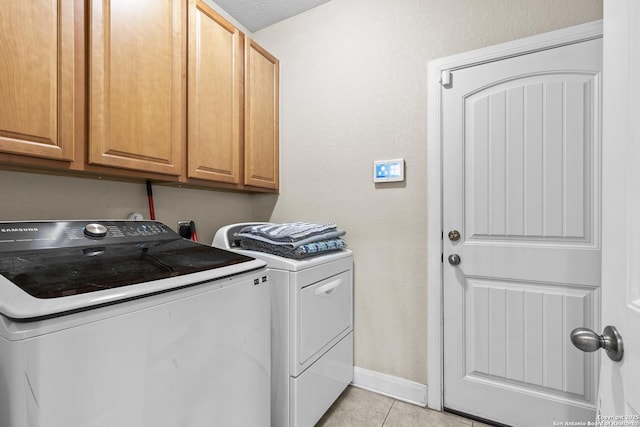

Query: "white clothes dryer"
left=213, top=223, right=353, bottom=427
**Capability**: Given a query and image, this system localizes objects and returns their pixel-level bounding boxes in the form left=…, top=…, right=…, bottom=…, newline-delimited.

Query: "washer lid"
left=0, top=238, right=255, bottom=299
left=0, top=221, right=266, bottom=320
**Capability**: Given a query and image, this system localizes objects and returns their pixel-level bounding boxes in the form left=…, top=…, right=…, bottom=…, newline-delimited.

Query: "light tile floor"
left=316, top=386, right=492, bottom=427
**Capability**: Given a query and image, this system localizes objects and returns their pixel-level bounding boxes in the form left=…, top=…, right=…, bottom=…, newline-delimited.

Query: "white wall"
left=253, top=0, right=603, bottom=384
left=0, top=170, right=255, bottom=242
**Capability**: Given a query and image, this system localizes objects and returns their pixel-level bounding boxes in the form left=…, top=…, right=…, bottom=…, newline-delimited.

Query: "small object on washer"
left=128, top=212, right=144, bottom=221
left=190, top=221, right=198, bottom=242
left=178, top=224, right=192, bottom=239
left=146, top=180, right=156, bottom=220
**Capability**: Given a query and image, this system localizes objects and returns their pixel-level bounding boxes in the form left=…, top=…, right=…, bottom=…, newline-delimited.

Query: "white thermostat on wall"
left=373, top=159, right=405, bottom=183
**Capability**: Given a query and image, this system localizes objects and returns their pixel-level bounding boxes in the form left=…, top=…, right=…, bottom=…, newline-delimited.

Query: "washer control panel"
left=0, top=221, right=175, bottom=252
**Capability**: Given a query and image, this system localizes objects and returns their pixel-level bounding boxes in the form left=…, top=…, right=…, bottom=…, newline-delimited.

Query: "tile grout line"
left=380, top=399, right=397, bottom=426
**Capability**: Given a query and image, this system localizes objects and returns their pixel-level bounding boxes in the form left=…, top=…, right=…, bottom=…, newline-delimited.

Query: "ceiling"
left=213, top=0, right=332, bottom=32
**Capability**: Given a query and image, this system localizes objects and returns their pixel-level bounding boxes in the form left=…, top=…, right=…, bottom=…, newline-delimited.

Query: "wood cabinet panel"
left=0, top=0, right=279, bottom=192
left=89, top=0, right=185, bottom=175
left=0, top=0, right=76, bottom=161
left=187, top=0, right=243, bottom=183
left=244, top=39, right=279, bottom=190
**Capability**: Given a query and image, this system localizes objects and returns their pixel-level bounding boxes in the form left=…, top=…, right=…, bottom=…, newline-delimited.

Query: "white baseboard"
left=351, top=366, right=427, bottom=407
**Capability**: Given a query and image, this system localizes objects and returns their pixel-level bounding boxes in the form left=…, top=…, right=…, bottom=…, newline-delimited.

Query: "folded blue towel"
left=240, top=237, right=347, bottom=259
left=238, top=222, right=346, bottom=248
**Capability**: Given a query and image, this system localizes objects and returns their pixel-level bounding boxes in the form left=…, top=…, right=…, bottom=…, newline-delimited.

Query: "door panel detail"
left=465, top=74, right=598, bottom=245
left=464, top=278, right=597, bottom=401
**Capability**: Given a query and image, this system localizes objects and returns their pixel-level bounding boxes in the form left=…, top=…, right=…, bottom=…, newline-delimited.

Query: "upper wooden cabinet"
left=187, top=0, right=243, bottom=184
left=0, top=0, right=77, bottom=161
left=0, top=0, right=278, bottom=192
left=188, top=3, right=279, bottom=191
left=88, top=0, right=186, bottom=176
left=244, top=39, right=279, bottom=190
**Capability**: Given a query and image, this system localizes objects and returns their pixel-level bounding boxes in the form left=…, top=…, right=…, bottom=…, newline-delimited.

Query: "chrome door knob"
left=448, top=254, right=461, bottom=266
left=570, top=325, right=624, bottom=362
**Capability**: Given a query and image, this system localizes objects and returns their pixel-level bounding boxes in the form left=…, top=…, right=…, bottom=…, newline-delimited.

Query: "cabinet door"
left=244, top=39, right=279, bottom=190
left=0, top=0, right=76, bottom=161
left=187, top=0, right=243, bottom=183
left=89, top=0, right=185, bottom=175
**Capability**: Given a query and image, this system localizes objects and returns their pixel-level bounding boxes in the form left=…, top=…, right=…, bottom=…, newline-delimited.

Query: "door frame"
left=426, top=20, right=603, bottom=411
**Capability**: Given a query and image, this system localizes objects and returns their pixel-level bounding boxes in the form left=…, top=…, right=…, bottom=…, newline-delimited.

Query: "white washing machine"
left=213, top=223, right=354, bottom=427
left=0, top=220, right=271, bottom=427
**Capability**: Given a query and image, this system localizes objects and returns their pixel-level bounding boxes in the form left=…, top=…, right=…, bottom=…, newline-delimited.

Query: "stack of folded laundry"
left=236, top=222, right=347, bottom=259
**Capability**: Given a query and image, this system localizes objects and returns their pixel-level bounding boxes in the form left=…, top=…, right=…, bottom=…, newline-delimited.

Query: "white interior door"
left=598, top=0, right=640, bottom=421
left=442, top=38, right=603, bottom=426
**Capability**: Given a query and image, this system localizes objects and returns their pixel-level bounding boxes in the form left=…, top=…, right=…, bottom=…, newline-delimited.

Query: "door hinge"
left=441, top=253, right=444, bottom=263
left=440, top=70, right=452, bottom=88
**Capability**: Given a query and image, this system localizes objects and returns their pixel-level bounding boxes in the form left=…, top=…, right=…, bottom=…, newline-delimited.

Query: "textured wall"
left=253, top=0, right=603, bottom=384
left=0, top=170, right=254, bottom=243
